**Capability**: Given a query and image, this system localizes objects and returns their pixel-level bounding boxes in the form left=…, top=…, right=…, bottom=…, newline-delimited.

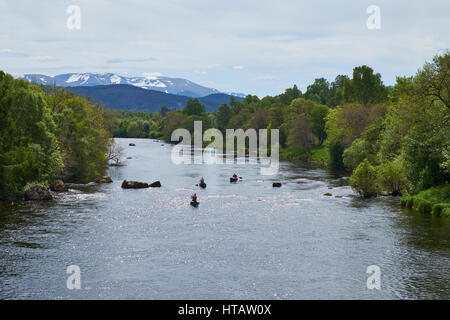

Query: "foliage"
left=377, top=158, right=408, bottom=195
left=0, top=71, right=110, bottom=198
left=349, top=159, right=379, bottom=197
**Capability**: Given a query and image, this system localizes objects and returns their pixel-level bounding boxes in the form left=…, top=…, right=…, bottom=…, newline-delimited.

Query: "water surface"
left=0, top=138, right=449, bottom=299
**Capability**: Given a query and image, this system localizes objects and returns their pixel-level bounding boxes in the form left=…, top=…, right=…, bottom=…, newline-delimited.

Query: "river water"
left=0, top=138, right=449, bottom=299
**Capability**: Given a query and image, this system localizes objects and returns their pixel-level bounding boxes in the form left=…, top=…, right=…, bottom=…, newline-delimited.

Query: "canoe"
left=199, top=183, right=207, bottom=188
left=190, top=201, right=199, bottom=207
left=230, top=177, right=238, bottom=183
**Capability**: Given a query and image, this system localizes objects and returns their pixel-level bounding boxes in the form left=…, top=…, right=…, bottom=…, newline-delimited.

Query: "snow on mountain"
left=22, top=72, right=230, bottom=98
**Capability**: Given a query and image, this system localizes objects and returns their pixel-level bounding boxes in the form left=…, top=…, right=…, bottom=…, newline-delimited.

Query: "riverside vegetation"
left=1, top=53, right=448, bottom=216
left=0, top=71, right=110, bottom=200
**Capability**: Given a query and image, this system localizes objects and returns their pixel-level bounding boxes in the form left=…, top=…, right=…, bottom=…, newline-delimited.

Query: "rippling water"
left=0, top=138, right=449, bottom=299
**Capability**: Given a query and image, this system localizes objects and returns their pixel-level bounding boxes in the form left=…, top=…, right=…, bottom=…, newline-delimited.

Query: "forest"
left=0, top=72, right=110, bottom=199
left=1, top=53, right=448, bottom=215
left=109, top=52, right=449, bottom=214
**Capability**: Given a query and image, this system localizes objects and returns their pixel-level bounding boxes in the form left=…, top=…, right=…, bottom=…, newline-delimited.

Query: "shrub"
left=432, top=203, right=450, bottom=216
left=349, top=159, right=379, bottom=197
left=400, top=196, right=411, bottom=207
left=415, top=199, right=432, bottom=214
left=377, top=158, right=408, bottom=195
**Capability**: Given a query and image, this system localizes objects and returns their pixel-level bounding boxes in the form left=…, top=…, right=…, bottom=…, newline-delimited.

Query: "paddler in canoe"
left=199, top=177, right=206, bottom=188
left=230, top=173, right=238, bottom=183
left=190, top=193, right=199, bottom=207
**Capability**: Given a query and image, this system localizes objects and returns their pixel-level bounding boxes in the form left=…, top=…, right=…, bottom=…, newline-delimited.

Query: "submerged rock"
left=335, top=195, right=343, bottom=198
left=51, top=180, right=68, bottom=192
left=149, top=181, right=162, bottom=188
left=121, top=180, right=149, bottom=189
left=272, top=182, right=282, bottom=187
left=323, top=193, right=332, bottom=196
left=98, top=176, right=113, bottom=183
left=24, top=185, right=53, bottom=201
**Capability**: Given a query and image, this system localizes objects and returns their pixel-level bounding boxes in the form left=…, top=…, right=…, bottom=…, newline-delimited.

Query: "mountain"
left=22, top=72, right=223, bottom=98
left=67, top=84, right=243, bottom=112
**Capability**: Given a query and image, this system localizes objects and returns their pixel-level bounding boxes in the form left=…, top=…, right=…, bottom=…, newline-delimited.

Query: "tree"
left=304, top=78, right=331, bottom=105
left=183, top=99, right=205, bottom=116
left=377, top=158, right=408, bottom=196
left=343, top=65, right=388, bottom=105
left=310, top=104, right=329, bottom=144
left=215, top=103, right=232, bottom=132
left=107, top=140, right=124, bottom=165
left=350, top=159, right=379, bottom=197
left=287, top=115, right=316, bottom=152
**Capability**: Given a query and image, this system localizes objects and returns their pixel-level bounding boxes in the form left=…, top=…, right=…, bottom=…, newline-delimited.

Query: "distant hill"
left=67, top=84, right=243, bottom=112
left=21, top=72, right=231, bottom=98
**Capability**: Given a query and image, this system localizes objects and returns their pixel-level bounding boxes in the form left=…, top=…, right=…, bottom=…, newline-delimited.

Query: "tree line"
left=116, top=52, right=448, bottom=202
left=0, top=72, right=110, bottom=199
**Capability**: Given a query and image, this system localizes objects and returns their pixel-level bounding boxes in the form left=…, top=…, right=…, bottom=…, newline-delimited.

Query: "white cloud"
left=0, top=0, right=448, bottom=96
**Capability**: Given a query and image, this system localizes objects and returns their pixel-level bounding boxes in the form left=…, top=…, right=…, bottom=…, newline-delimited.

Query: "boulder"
left=51, top=179, right=68, bottom=192
left=149, top=181, right=162, bottom=188
left=24, top=185, right=53, bottom=201
left=98, top=176, right=113, bottom=183
left=323, top=193, right=332, bottom=196
left=129, top=143, right=136, bottom=146
left=335, top=195, right=343, bottom=198
left=121, top=180, right=149, bottom=189
left=272, top=182, right=282, bottom=187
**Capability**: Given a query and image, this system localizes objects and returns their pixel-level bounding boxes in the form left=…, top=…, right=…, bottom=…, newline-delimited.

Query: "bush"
left=350, top=159, right=379, bottom=197
left=417, top=199, right=432, bottom=214
left=400, top=196, right=411, bottom=207
left=377, top=158, right=408, bottom=195
left=432, top=203, right=450, bottom=216
left=443, top=207, right=450, bottom=217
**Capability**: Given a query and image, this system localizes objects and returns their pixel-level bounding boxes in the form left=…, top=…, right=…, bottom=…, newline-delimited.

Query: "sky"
left=0, top=0, right=449, bottom=97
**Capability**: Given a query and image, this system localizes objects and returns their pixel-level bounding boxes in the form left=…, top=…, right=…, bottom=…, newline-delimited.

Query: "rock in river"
left=149, top=181, right=162, bottom=188
left=121, top=180, right=149, bottom=189
left=51, top=179, right=68, bottom=192
left=272, top=182, right=282, bottom=187
left=24, top=185, right=53, bottom=201
left=98, top=176, right=113, bottom=183
left=129, top=143, right=136, bottom=146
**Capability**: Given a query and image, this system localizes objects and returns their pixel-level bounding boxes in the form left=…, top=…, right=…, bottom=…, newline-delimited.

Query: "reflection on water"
left=0, top=138, right=449, bottom=299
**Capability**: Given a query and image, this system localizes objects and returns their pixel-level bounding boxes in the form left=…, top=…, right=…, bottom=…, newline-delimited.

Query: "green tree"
left=183, top=98, right=206, bottom=116
left=343, top=65, right=388, bottom=105
left=215, top=103, right=232, bottom=132
left=350, top=159, right=379, bottom=197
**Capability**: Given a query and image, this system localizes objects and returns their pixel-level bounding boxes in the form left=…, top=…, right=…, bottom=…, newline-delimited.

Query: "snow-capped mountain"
left=21, top=72, right=225, bottom=98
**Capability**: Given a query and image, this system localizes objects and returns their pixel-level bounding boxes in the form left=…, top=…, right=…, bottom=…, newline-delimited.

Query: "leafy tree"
left=183, top=98, right=205, bottom=116
left=215, top=103, right=232, bottom=132
left=377, top=158, right=408, bottom=196
left=343, top=65, right=388, bottom=105
left=304, top=78, right=331, bottom=105
left=350, top=159, right=379, bottom=197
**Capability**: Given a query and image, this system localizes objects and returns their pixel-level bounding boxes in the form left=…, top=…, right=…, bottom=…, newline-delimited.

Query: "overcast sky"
left=0, top=0, right=449, bottom=96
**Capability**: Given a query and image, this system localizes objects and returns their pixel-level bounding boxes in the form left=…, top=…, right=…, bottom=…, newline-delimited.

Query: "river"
left=0, top=138, right=449, bottom=299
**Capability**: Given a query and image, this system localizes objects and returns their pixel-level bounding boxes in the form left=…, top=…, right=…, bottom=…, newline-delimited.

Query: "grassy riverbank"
left=401, top=185, right=450, bottom=217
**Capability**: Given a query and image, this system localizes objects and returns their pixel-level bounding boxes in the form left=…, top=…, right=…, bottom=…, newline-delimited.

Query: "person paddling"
left=200, top=177, right=205, bottom=184
left=232, top=173, right=237, bottom=179
left=190, top=193, right=199, bottom=207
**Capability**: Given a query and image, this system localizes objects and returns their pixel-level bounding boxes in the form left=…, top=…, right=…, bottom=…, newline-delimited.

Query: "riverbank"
left=401, top=184, right=450, bottom=217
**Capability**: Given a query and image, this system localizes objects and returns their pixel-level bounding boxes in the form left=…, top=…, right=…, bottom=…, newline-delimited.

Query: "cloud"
left=142, top=72, right=162, bottom=79
left=253, top=75, right=279, bottom=81
left=0, top=0, right=449, bottom=96
left=106, top=57, right=156, bottom=64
